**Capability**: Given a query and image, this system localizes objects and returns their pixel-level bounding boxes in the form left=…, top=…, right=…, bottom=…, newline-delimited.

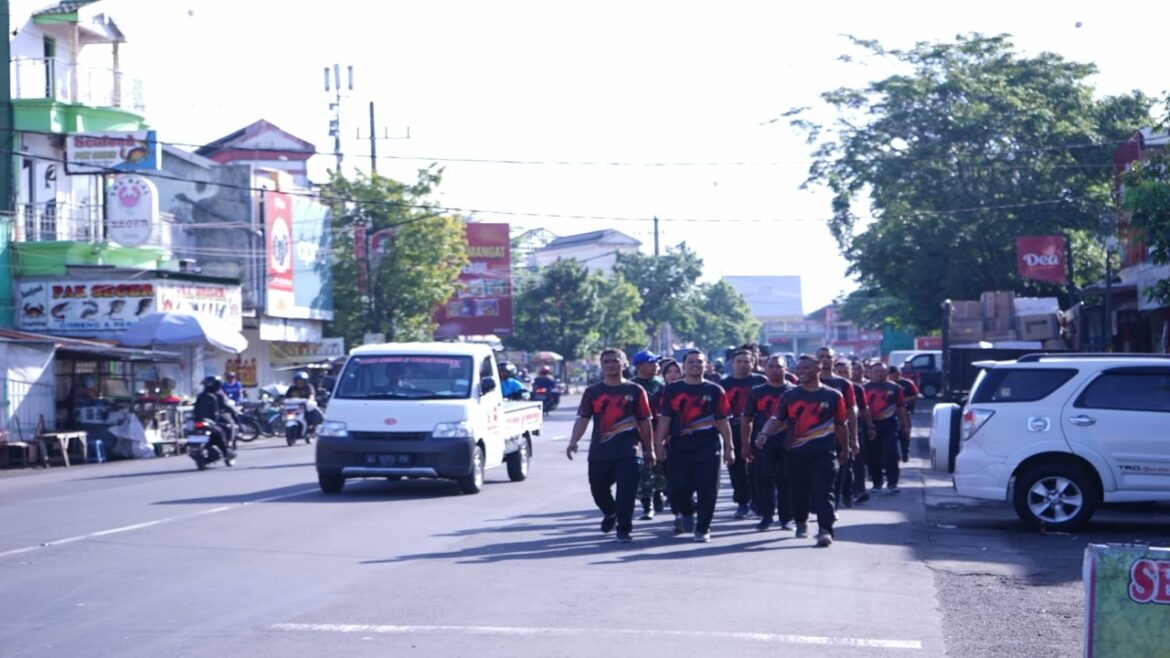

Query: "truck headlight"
left=319, top=420, right=348, bottom=438
left=433, top=421, right=472, bottom=438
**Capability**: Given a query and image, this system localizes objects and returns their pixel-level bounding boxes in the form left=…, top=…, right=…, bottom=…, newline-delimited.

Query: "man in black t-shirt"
left=757, top=355, right=849, bottom=547
left=741, top=354, right=794, bottom=531
left=864, top=363, right=911, bottom=493
left=720, top=349, right=768, bottom=519
left=889, top=366, right=920, bottom=463
left=567, top=348, right=655, bottom=543
left=654, top=350, right=735, bottom=543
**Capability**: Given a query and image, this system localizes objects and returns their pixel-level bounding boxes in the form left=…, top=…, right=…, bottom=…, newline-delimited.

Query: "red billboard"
left=434, top=223, right=513, bottom=338
left=1016, top=235, right=1067, bottom=285
left=265, top=191, right=295, bottom=313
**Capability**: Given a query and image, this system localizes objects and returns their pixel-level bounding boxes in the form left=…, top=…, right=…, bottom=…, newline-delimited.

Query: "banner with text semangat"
left=433, top=223, right=512, bottom=338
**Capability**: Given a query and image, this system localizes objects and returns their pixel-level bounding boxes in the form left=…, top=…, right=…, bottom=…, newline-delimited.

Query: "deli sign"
left=1016, top=235, right=1067, bottom=285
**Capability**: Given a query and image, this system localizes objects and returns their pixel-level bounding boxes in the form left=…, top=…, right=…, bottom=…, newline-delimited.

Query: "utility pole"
left=0, top=0, right=15, bottom=328
left=653, top=215, right=659, bottom=257
left=324, top=64, right=353, bottom=174
left=369, top=101, right=376, bottom=174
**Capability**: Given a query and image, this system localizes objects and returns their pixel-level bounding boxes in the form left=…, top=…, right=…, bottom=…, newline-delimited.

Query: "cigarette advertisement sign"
left=433, top=223, right=513, bottom=338
left=265, top=191, right=334, bottom=320
left=1084, top=544, right=1170, bottom=657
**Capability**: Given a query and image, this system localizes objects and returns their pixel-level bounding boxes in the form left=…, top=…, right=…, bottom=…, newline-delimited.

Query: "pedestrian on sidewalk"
left=654, top=349, right=735, bottom=543
left=566, top=348, right=656, bottom=543
left=864, top=362, right=911, bottom=493
left=888, top=366, right=920, bottom=463
left=756, top=354, right=849, bottom=547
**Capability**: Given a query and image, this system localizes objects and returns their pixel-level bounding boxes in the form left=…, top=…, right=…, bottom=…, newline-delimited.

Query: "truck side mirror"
left=480, top=377, right=497, bottom=395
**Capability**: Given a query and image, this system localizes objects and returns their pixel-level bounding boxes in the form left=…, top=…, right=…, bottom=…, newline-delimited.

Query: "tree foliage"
left=1121, top=155, right=1170, bottom=306
left=508, top=259, right=600, bottom=362
left=592, top=273, right=646, bottom=351
left=681, top=281, right=761, bottom=351
left=613, top=244, right=704, bottom=340
left=321, top=168, right=468, bottom=346
left=793, top=34, right=1154, bottom=329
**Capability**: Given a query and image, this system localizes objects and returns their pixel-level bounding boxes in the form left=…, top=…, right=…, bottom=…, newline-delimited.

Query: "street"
left=1, top=398, right=1166, bottom=657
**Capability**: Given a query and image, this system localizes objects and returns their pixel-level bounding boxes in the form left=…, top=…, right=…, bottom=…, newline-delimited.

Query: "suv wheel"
left=1011, top=465, right=1098, bottom=531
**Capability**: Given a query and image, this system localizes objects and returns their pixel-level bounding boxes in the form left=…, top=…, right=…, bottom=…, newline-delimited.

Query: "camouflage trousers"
left=638, top=461, right=669, bottom=504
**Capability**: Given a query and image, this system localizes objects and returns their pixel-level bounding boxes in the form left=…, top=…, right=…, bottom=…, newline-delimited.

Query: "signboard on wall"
left=265, top=191, right=295, bottom=315
left=1016, top=235, right=1067, bottom=285
left=65, top=131, right=160, bottom=174
left=269, top=337, right=346, bottom=366
left=17, top=280, right=156, bottom=333
left=264, top=192, right=334, bottom=320
left=433, top=223, right=513, bottom=338
left=155, top=282, right=243, bottom=330
left=106, top=175, right=159, bottom=247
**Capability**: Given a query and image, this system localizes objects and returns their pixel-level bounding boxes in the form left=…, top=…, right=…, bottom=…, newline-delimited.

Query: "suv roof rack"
left=1015, top=352, right=1170, bottom=363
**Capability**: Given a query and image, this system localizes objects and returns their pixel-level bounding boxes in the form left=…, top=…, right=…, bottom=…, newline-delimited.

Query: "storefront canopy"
left=0, top=329, right=182, bottom=362
left=117, top=311, right=248, bottom=354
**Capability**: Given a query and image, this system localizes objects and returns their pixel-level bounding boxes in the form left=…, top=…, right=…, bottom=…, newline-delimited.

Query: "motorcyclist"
left=286, top=371, right=324, bottom=432
left=498, top=362, right=526, bottom=400
left=532, top=365, right=561, bottom=411
left=221, top=371, right=243, bottom=404
left=194, top=376, right=237, bottom=466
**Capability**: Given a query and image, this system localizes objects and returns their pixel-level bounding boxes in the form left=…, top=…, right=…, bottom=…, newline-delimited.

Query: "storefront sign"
left=224, top=356, right=259, bottom=387
left=1017, top=235, right=1067, bottom=285
left=65, top=131, right=160, bottom=174
left=156, top=282, right=243, bottom=330
left=17, top=280, right=156, bottom=333
left=258, top=316, right=322, bottom=343
left=106, top=175, right=159, bottom=247
left=269, top=337, right=346, bottom=366
left=433, top=223, right=513, bottom=338
left=265, top=192, right=334, bottom=320
left=1084, top=544, right=1170, bottom=657
left=265, top=191, right=295, bottom=315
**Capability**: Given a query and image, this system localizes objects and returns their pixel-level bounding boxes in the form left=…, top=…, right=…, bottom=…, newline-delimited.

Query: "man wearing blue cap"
left=631, top=350, right=667, bottom=520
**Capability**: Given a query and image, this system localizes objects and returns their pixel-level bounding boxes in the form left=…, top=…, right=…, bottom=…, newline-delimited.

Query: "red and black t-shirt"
left=659, top=380, right=731, bottom=441
left=851, top=381, right=868, bottom=413
left=773, top=385, right=846, bottom=452
left=896, top=378, right=920, bottom=410
left=820, top=374, right=857, bottom=409
left=719, top=374, right=767, bottom=424
left=577, top=382, right=652, bottom=461
left=864, top=381, right=906, bottom=422
left=745, top=382, right=792, bottom=438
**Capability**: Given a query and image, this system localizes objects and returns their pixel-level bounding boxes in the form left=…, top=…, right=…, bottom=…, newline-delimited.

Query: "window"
left=336, top=355, right=473, bottom=400
left=970, top=368, right=1076, bottom=403
left=908, top=354, right=934, bottom=370
left=1075, top=368, right=1170, bottom=413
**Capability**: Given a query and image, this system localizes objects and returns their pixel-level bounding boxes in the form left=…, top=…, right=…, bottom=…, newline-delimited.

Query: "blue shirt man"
left=221, top=373, right=243, bottom=403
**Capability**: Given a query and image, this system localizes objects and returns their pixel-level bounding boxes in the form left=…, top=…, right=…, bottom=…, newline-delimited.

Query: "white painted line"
left=271, top=623, right=923, bottom=650
left=0, top=487, right=319, bottom=560
left=547, top=434, right=568, bottom=441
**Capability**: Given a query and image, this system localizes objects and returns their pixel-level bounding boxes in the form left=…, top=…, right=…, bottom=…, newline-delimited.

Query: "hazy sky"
left=102, top=1, right=1169, bottom=313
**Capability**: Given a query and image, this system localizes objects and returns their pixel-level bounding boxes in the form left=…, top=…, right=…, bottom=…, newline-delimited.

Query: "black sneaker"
left=815, top=530, right=834, bottom=547
left=888, top=486, right=901, bottom=494
left=639, top=507, right=654, bottom=521
left=653, top=493, right=665, bottom=513
left=733, top=503, right=750, bottom=519
left=795, top=523, right=809, bottom=538
left=600, top=514, right=617, bottom=534
left=672, top=515, right=685, bottom=535
left=755, top=517, right=774, bottom=532
left=616, top=530, right=633, bottom=543
left=778, top=520, right=793, bottom=531
left=681, top=515, right=695, bottom=534
left=853, top=492, right=870, bottom=504
left=693, top=530, right=710, bottom=543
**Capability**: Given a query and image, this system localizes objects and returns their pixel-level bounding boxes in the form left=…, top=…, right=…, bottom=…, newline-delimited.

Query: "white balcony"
left=15, top=201, right=103, bottom=242
left=11, top=57, right=145, bottom=114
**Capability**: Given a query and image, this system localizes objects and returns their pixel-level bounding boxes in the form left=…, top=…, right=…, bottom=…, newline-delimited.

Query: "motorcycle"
left=239, top=398, right=281, bottom=437
left=185, top=418, right=231, bottom=470
left=282, top=398, right=318, bottom=446
left=531, top=385, right=560, bottom=414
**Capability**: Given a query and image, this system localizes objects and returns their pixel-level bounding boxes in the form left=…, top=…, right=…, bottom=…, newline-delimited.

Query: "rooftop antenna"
left=324, top=64, right=353, bottom=174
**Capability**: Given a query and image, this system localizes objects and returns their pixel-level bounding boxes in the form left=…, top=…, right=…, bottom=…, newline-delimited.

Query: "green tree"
left=591, top=272, right=645, bottom=352
left=1121, top=152, right=1170, bottom=306
left=682, top=281, right=761, bottom=350
left=613, top=244, right=704, bottom=341
left=792, top=34, right=1154, bottom=329
left=508, top=259, right=600, bottom=363
left=322, top=168, right=468, bottom=346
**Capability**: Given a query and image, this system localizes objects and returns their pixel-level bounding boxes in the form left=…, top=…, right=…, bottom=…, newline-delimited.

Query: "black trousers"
left=867, top=418, right=901, bottom=489
left=752, top=435, right=790, bottom=523
left=786, top=449, right=838, bottom=532
left=588, top=457, right=642, bottom=533
left=668, top=436, right=722, bottom=534
left=727, top=422, right=752, bottom=505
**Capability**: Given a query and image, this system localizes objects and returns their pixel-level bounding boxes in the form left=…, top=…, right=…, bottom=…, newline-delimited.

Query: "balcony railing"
left=15, top=201, right=102, bottom=242
left=11, top=57, right=145, bottom=114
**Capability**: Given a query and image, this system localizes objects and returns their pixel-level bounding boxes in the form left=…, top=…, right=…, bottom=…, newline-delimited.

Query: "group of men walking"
left=566, top=345, right=920, bottom=547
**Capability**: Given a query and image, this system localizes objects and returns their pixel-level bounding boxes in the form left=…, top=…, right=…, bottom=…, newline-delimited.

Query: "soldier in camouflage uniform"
left=631, top=350, right=668, bottom=520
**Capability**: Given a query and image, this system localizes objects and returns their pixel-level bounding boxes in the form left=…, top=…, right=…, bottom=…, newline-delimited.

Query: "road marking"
left=270, top=623, right=923, bottom=650
left=0, top=487, right=320, bottom=560
left=548, top=434, right=567, bottom=441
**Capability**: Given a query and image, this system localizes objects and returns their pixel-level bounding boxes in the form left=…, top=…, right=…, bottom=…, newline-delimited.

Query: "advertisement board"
left=433, top=223, right=513, bottom=338
left=1084, top=544, right=1170, bottom=657
left=265, top=192, right=334, bottom=320
left=1017, top=235, right=1067, bottom=285
left=269, top=337, right=346, bottom=366
left=17, top=280, right=156, bottom=333
left=155, top=282, right=243, bottom=330
left=106, top=174, right=159, bottom=247
left=65, top=131, right=160, bottom=174
left=265, top=191, right=295, bottom=315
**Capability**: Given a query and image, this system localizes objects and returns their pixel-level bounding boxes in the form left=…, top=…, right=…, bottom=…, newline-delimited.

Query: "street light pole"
left=1104, top=236, right=1117, bottom=352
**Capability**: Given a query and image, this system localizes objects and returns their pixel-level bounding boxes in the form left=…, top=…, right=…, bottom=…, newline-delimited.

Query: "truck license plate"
left=365, top=453, right=410, bottom=466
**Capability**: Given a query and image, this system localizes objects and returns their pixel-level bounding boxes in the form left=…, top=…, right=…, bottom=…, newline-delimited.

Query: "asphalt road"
left=1, top=397, right=1166, bottom=657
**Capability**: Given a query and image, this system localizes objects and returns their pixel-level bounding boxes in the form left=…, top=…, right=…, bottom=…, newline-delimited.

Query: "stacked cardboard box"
left=980, top=291, right=1017, bottom=341
left=948, top=300, right=984, bottom=341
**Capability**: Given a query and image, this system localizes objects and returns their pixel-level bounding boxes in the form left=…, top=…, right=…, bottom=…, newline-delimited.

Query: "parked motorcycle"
left=185, top=419, right=232, bottom=470
left=239, top=399, right=280, bottom=438
left=282, top=398, right=318, bottom=446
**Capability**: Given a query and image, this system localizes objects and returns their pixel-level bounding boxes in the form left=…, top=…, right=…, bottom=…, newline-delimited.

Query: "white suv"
left=930, top=354, right=1170, bottom=530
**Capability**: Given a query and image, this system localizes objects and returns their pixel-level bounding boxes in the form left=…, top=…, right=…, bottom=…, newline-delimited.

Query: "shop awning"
left=0, top=329, right=182, bottom=362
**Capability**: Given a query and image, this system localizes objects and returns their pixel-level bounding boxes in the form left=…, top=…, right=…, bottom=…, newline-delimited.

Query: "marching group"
left=566, top=345, right=920, bottom=547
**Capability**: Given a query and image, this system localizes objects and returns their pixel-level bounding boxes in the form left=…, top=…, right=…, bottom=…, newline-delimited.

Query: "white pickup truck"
left=315, top=342, right=543, bottom=495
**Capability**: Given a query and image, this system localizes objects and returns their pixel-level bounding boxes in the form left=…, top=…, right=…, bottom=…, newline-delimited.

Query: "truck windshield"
left=335, top=355, right=474, bottom=400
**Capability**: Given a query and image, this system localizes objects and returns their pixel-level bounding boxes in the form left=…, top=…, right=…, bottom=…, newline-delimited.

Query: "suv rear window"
left=970, top=368, right=1076, bottom=403
left=1075, top=368, right=1170, bottom=412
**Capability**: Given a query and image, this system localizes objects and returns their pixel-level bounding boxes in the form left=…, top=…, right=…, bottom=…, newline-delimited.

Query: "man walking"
left=630, top=350, right=668, bottom=520
left=567, top=348, right=656, bottom=543
left=741, top=354, right=794, bottom=531
left=864, top=362, right=911, bottom=493
left=757, top=355, right=849, bottom=547
left=889, top=365, right=920, bottom=463
left=720, top=350, right=767, bottom=518
left=833, top=359, right=870, bottom=507
left=655, top=350, right=735, bottom=543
